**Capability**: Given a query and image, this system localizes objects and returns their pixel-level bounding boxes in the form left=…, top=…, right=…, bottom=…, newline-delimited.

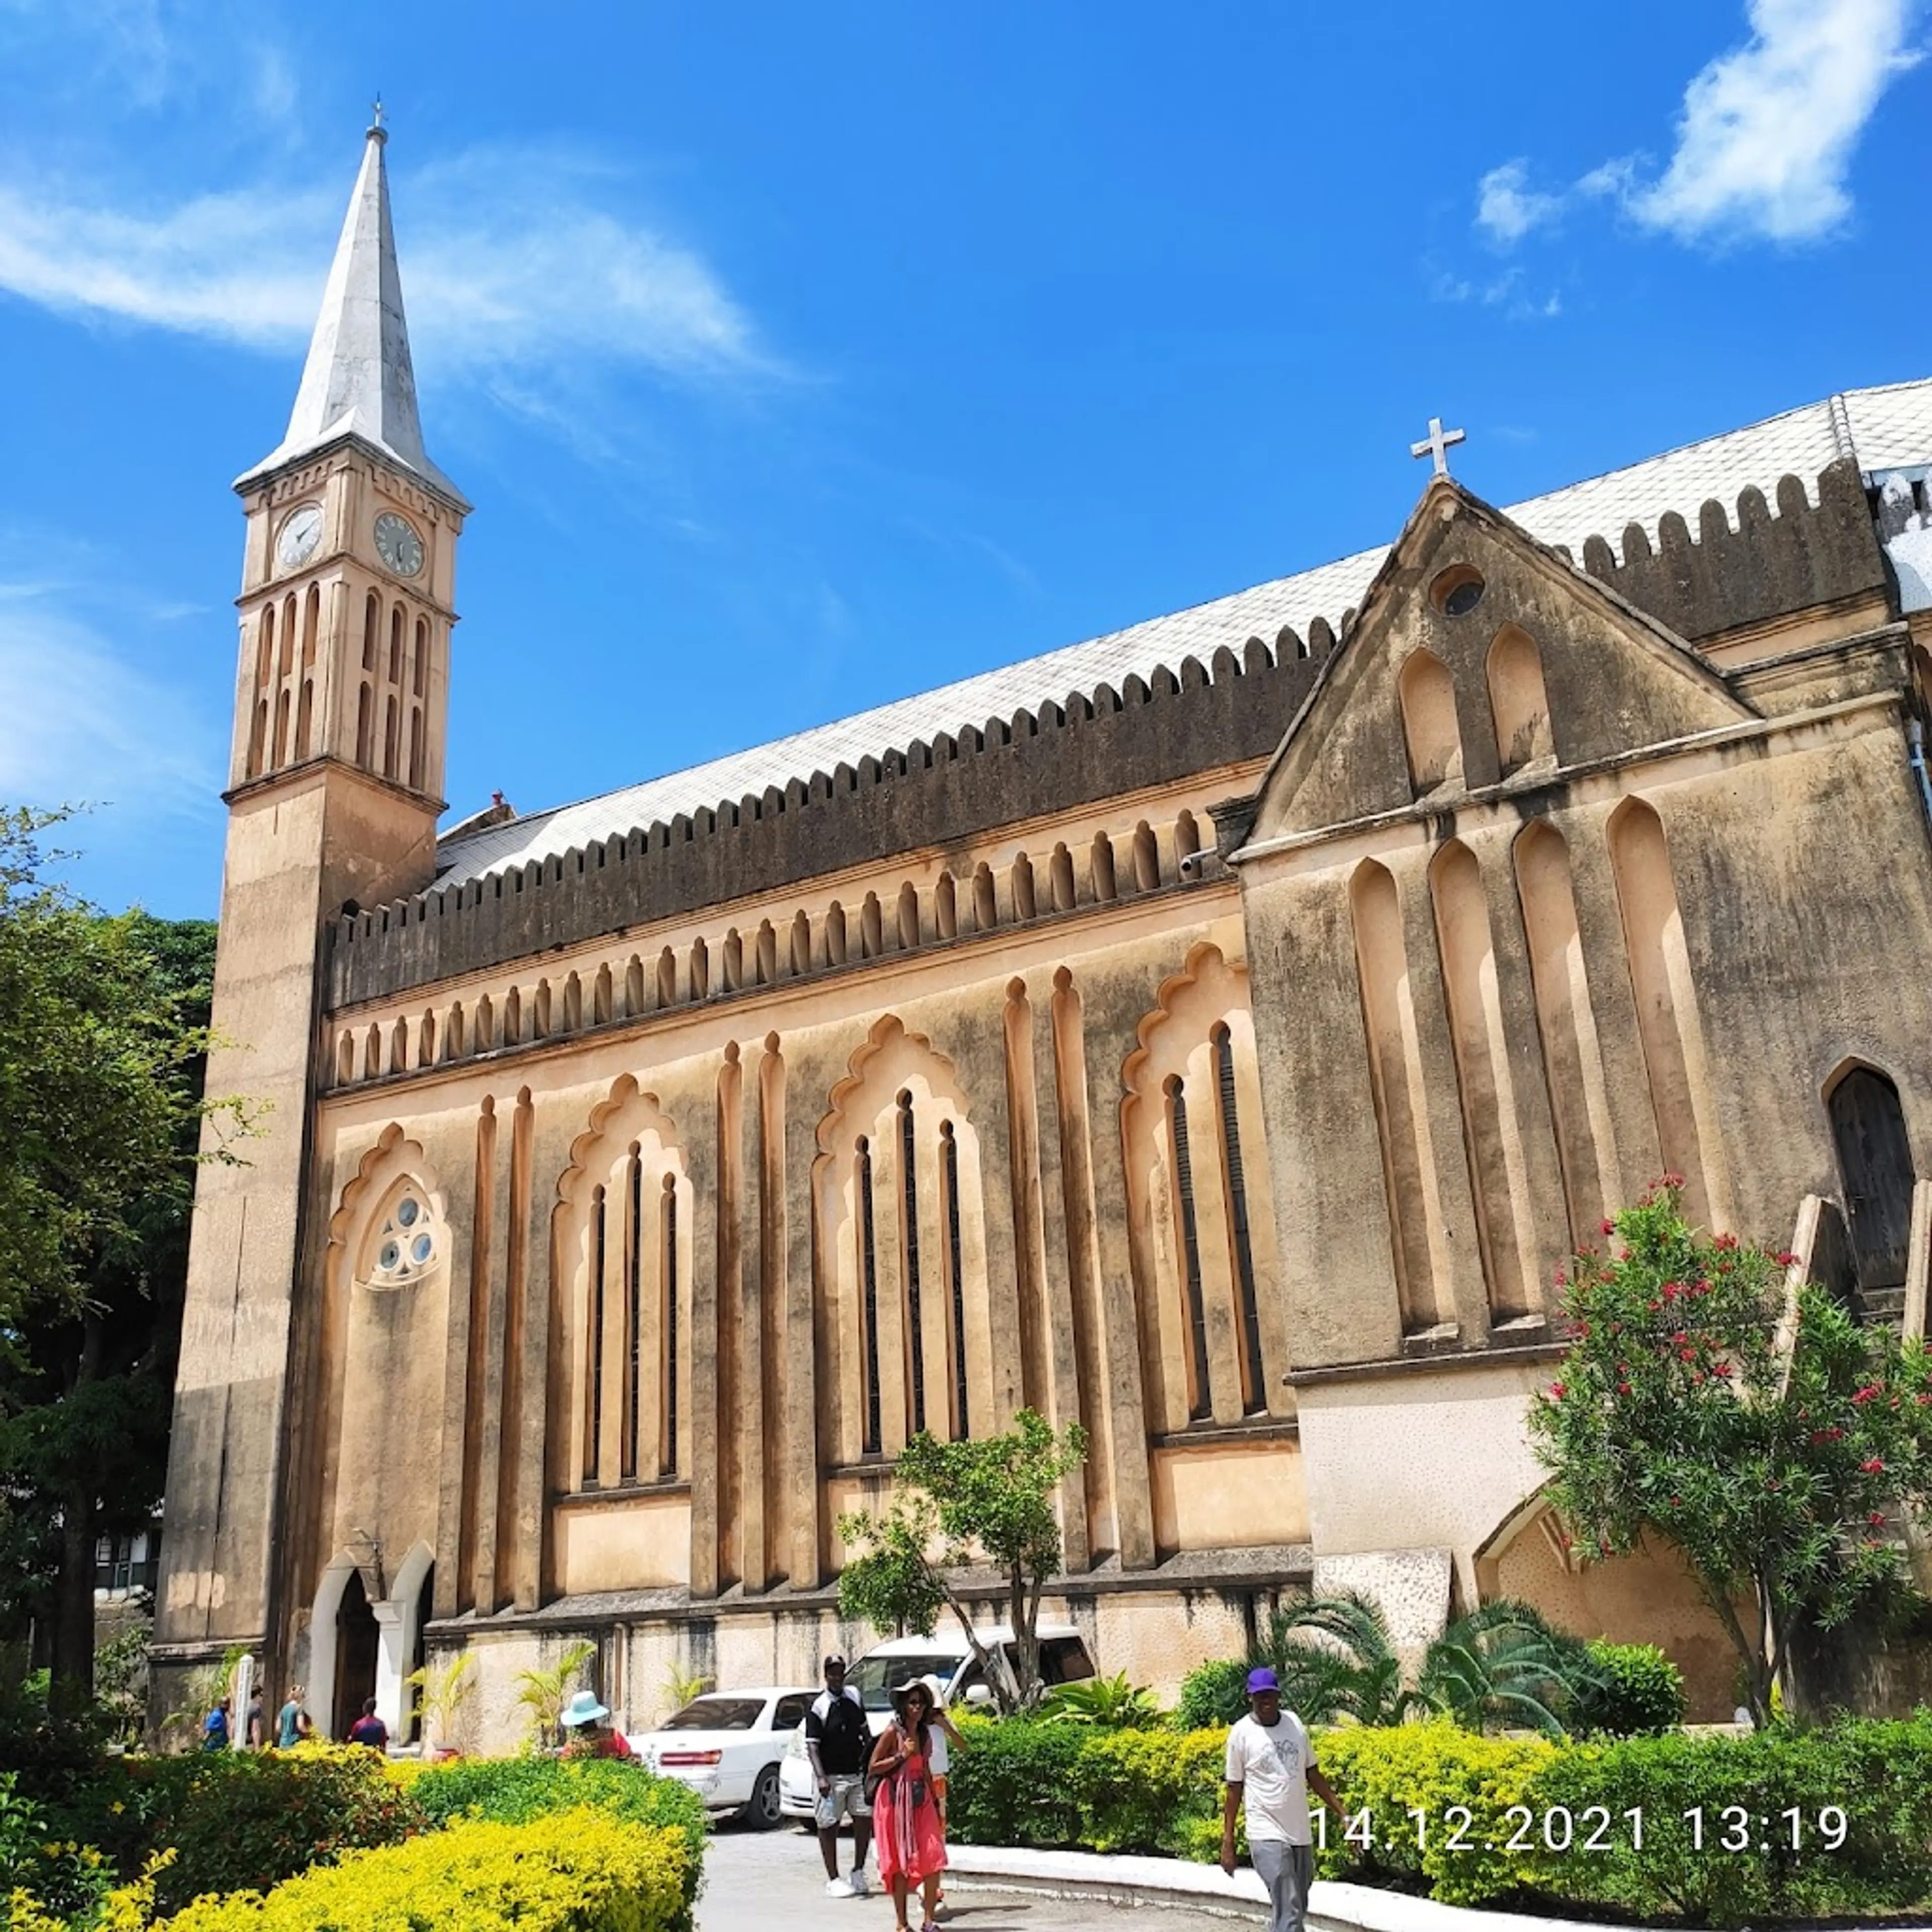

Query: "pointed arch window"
left=1213, top=1024, right=1267, bottom=1414
left=585, top=1184, right=606, bottom=1486
left=858, top=1135, right=883, bottom=1455
left=898, top=1092, right=928, bottom=1437
left=1166, top=1075, right=1212, bottom=1420
left=661, top=1175, right=680, bottom=1477
left=941, top=1120, right=969, bottom=1440
left=365, top=1186, right=440, bottom=1290
left=622, top=1152, right=642, bottom=1481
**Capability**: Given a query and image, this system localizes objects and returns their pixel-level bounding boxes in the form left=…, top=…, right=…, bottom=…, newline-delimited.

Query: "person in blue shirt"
left=202, top=1696, right=232, bottom=1751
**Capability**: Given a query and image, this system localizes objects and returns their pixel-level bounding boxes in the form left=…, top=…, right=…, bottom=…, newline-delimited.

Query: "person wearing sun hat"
left=1221, top=1666, right=1344, bottom=1932
left=868, top=1677, right=948, bottom=1932
left=559, top=1688, right=634, bottom=1760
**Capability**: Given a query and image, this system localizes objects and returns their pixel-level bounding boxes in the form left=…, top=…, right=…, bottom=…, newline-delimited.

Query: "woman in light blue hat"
left=560, top=1687, right=635, bottom=1760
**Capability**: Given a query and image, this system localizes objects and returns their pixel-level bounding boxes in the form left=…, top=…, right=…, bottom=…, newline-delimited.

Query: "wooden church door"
left=332, top=1567, right=379, bottom=1738
left=1829, top=1068, right=1916, bottom=1297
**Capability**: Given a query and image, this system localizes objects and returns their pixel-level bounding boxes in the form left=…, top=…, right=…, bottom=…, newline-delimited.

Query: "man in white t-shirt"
left=1221, top=1667, right=1344, bottom=1932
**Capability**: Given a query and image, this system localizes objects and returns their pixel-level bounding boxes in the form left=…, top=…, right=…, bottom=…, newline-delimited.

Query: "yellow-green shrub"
left=1314, top=1721, right=1553, bottom=1906
left=165, top=1807, right=694, bottom=1932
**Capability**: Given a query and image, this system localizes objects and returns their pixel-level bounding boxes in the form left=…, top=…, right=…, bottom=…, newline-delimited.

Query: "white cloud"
left=1475, top=160, right=1563, bottom=246
left=0, top=141, right=771, bottom=392
left=0, top=598, right=218, bottom=819
left=1466, top=0, right=1920, bottom=255
left=1630, top=0, right=1919, bottom=240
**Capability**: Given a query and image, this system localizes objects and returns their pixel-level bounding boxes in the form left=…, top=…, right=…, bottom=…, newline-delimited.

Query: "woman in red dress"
left=868, top=1680, right=948, bottom=1932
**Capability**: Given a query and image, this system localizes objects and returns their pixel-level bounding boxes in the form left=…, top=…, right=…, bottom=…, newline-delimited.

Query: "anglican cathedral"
left=153, top=122, right=1932, bottom=1742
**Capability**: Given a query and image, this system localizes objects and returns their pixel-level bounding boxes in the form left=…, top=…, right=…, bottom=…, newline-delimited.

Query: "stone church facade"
left=154, top=125, right=1932, bottom=1744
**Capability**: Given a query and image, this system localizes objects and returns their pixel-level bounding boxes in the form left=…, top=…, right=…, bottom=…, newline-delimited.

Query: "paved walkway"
left=697, top=1822, right=1239, bottom=1932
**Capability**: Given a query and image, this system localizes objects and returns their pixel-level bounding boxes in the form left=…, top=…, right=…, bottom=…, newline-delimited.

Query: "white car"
left=628, top=1685, right=818, bottom=1827
left=778, top=1622, right=1096, bottom=1821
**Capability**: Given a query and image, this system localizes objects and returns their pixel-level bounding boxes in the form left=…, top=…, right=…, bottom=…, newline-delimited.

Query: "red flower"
left=1679, top=1349, right=1697, bottom=1362
left=1648, top=1298, right=1663, bottom=1312
left=1669, top=1495, right=1681, bottom=1507
left=1713, top=1361, right=1733, bottom=1378
left=1862, top=1457, right=1885, bottom=1474
left=1550, top=1382, right=1567, bottom=1399
left=1776, top=1251, right=1798, bottom=1268
left=1600, top=1219, right=1617, bottom=1236
left=1618, top=1382, right=1632, bottom=1395
left=1853, top=1384, right=1882, bottom=1405
left=1715, top=1232, right=1739, bottom=1251
left=1579, top=1321, right=1592, bottom=1337
left=1660, top=1172, right=1685, bottom=1188
left=1869, top=1512, right=1888, bottom=1527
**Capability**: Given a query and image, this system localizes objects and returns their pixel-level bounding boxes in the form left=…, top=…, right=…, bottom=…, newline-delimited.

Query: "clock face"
left=374, top=510, right=425, bottom=578
left=276, top=504, right=324, bottom=571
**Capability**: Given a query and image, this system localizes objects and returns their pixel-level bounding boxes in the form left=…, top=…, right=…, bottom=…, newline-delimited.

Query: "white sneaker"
left=847, top=1870, right=869, bottom=1897
left=825, top=1877, right=855, bottom=1898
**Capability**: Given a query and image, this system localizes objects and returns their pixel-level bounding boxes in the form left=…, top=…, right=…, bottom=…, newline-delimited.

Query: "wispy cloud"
left=0, top=140, right=772, bottom=409
left=1469, top=0, right=1922, bottom=253
left=1627, top=0, right=1921, bottom=241
left=0, top=590, right=218, bottom=821
left=1475, top=161, right=1563, bottom=246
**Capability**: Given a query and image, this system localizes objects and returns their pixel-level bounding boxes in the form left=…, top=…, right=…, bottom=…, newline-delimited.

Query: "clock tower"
left=152, top=117, right=469, bottom=1702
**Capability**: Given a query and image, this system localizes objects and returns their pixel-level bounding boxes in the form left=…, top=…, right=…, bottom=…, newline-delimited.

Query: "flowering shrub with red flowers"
left=1529, top=1183, right=1932, bottom=1725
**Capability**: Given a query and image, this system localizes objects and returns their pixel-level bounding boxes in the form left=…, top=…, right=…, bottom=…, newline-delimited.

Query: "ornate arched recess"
left=1121, top=943, right=1289, bottom=1432
left=815, top=1016, right=991, bottom=1466
left=553, top=1076, right=692, bottom=1493
left=327, top=1124, right=451, bottom=1296
left=310, top=1129, right=451, bottom=1730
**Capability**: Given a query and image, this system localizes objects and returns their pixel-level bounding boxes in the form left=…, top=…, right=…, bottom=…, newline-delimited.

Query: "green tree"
left=1530, top=1182, right=1932, bottom=1725
left=0, top=809, right=244, bottom=1708
left=838, top=1408, right=1087, bottom=1712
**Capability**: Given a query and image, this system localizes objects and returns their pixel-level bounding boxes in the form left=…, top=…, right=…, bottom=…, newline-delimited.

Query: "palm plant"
left=406, top=1652, right=476, bottom=1752
left=512, top=1639, right=597, bottom=1749
left=1252, top=1591, right=1431, bottom=1728
left=659, top=1662, right=711, bottom=1722
left=1413, top=1599, right=1599, bottom=1736
left=160, top=1644, right=249, bottom=1740
left=1037, top=1671, right=1163, bottom=1728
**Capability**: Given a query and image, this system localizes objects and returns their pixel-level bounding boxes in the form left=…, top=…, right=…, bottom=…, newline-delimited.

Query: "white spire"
left=237, top=119, right=465, bottom=504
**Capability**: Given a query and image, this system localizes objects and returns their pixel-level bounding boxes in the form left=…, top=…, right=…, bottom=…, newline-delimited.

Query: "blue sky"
left=1, top=0, right=1926, bottom=918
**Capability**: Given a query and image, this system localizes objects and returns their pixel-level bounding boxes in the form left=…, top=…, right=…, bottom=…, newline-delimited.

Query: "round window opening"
left=367, top=1188, right=437, bottom=1289
left=1429, top=565, right=1486, bottom=617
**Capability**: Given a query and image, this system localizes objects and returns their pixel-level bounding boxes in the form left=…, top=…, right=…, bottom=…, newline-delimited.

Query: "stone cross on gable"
left=1410, top=416, right=1466, bottom=477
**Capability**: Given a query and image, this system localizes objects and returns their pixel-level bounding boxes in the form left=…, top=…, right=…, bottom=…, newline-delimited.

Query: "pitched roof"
left=436, top=377, right=1932, bottom=887
left=236, top=127, right=466, bottom=506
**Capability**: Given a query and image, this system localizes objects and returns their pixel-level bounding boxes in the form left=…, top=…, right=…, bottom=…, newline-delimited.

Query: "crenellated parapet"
left=326, top=628, right=1337, bottom=1009
left=1564, top=458, right=1888, bottom=642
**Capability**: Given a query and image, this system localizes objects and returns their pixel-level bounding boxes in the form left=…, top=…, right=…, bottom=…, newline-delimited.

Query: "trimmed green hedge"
left=947, top=1714, right=1932, bottom=1926
left=23, top=1744, right=425, bottom=1916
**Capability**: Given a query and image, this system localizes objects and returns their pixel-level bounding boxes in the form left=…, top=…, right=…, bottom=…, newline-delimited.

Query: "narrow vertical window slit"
left=1168, top=1077, right=1212, bottom=1420
left=1214, top=1026, right=1267, bottom=1414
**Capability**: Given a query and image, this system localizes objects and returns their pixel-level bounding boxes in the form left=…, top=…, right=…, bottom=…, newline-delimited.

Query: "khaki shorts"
left=816, top=1775, right=872, bottom=1828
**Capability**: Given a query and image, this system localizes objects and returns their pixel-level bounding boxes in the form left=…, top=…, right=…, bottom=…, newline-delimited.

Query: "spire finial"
left=367, top=95, right=386, bottom=144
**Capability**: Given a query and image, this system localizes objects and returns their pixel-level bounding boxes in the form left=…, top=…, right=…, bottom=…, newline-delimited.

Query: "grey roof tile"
left=437, top=378, right=1932, bottom=887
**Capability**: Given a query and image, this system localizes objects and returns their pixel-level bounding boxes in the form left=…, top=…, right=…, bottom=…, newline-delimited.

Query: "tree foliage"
left=1530, top=1182, right=1932, bottom=1724
left=0, top=809, right=245, bottom=1704
left=837, top=1408, right=1087, bottom=1711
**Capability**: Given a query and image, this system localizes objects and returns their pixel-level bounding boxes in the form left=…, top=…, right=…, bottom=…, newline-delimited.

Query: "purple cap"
left=1246, top=1667, right=1279, bottom=1695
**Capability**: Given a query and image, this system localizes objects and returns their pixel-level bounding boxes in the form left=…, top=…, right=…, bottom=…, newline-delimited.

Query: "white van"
left=777, top=1621, right=1096, bottom=1820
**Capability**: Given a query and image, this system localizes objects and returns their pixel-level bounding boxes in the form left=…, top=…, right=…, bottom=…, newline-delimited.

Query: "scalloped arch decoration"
left=556, top=1074, right=684, bottom=1207
left=327, top=1124, right=449, bottom=1294
left=817, top=1014, right=973, bottom=1159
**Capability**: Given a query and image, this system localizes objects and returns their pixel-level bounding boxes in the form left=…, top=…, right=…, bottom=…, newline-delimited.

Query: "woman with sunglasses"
left=868, top=1677, right=948, bottom=1932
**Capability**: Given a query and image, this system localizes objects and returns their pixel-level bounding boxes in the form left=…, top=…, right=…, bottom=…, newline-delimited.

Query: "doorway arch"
left=1828, top=1064, right=1916, bottom=1304
left=331, top=1567, right=379, bottom=1739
